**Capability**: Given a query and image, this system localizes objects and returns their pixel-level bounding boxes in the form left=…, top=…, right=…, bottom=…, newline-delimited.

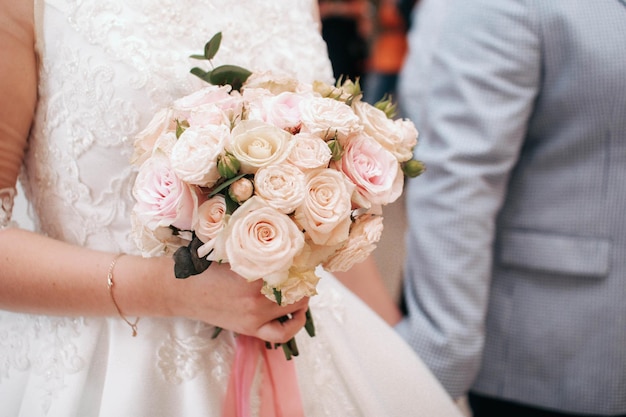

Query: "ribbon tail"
left=222, top=336, right=261, bottom=417
left=260, top=344, right=306, bottom=417
left=222, top=335, right=306, bottom=417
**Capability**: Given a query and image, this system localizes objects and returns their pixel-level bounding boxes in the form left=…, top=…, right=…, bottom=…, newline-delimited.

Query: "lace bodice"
left=23, top=0, right=334, bottom=254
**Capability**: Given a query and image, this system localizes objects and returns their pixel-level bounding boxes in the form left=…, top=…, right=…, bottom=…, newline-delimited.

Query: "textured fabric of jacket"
left=397, top=0, right=626, bottom=414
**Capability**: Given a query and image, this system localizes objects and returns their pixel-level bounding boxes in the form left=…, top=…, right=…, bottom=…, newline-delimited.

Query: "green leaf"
left=209, top=64, right=252, bottom=91
left=190, top=67, right=213, bottom=83
left=205, top=32, right=222, bottom=60
left=209, top=173, right=246, bottom=197
left=211, top=327, right=223, bottom=339
left=224, top=192, right=239, bottom=215
left=273, top=288, right=283, bottom=306
left=189, top=54, right=207, bottom=60
left=175, top=119, right=189, bottom=139
left=304, top=307, right=315, bottom=337
left=173, top=246, right=195, bottom=278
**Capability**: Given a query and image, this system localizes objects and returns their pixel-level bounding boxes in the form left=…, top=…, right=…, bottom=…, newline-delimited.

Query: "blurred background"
left=319, top=0, right=417, bottom=302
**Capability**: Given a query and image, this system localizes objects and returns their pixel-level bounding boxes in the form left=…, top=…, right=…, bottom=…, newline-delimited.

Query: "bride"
left=0, top=1, right=461, bottom=416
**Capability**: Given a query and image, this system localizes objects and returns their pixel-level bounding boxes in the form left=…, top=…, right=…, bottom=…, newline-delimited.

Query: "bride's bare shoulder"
left=0, top=0, right=34, bottom=37
left=0, top=0, right=37, bottom=190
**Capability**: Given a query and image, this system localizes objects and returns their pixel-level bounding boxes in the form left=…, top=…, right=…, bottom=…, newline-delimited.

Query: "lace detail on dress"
left=0, top=314, right=87, bottom=414
left=157, top=322, right=234, bottom=386
left=0, top=187, right=16, bottom=229
left=297, top=284, right=360, bottom=417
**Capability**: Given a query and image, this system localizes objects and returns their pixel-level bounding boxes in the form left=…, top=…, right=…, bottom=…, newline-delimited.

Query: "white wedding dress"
left=0, top=1, right=462, bottom=416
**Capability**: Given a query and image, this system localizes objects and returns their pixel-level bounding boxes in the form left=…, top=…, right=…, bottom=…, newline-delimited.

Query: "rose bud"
left=229, top=177, right=254, bottom=204
left=402, top=159, right=426, bottom=178
left=218, top=151, right=241, bottom=179
left=327, top=138, right=343, bottom=161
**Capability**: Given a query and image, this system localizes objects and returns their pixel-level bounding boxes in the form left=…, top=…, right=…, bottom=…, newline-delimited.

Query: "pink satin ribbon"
left=222, top=335, right=306, bottom=417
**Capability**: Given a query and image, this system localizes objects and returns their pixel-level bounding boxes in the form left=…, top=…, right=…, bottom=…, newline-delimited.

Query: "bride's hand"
left=159, top=258, right=310, bottom=344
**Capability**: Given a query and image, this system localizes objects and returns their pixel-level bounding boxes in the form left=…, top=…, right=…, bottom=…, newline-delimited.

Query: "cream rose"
left=254, top=164, right=306, bottom=214
left=299, top=96, right=362, bottom=141
left=324, top=214, right=383, bottom=272
left=287, top=133, right=332, bottom=171
left=353, top=101, right=418, bottom=162
left=335, top=134, right=403, bottom=207
left=227, top=120, right=292, bottom=174
left=208, top=196, right=304, bottom=286
left=261, top=268, right=320, bottom=305
left=170, top=125, right=229, bottom=187
left=132, top=152, right=198, bottom=231
left=294, top=168, right=354, bottom=246
left=243, top=71, right=300, bottom=94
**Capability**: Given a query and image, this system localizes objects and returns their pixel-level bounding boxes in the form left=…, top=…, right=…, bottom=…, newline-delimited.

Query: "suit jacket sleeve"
left=396, top=0, right=540, bottom=398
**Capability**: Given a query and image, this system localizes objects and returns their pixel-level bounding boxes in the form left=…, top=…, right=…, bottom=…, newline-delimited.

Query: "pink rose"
left=294, top=168, right=354, bottom=246
left=353, top=101, right=418, bottom=162
left=261, top=91, right=307, bottom=130
left=194, top=195, right=227, bottom=258
left=254, top=164, right=306, bottom=214
left=208, top=197, right=304, bottom=286
left=324, top=214, right=383, bottom=272
left=132, top=152, right=198, bottom=231
left=287, top=133, right=332, bottom=171
left=334, top=134, right=403, bottom=207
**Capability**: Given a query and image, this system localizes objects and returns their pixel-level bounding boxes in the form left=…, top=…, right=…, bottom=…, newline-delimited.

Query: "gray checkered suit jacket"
left=397, top=0, right=626, bottom=414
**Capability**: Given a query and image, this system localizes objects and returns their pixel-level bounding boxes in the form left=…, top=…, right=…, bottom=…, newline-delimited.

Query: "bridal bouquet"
left=130, top=33, right=423, bottom=357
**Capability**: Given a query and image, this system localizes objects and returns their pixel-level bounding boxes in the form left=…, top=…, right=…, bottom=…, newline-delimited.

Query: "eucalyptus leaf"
left=209, top=64, right=252, bottom=91
left=205, top=32, right=222, bottom=60
left=190, top=67, right=213, bottom=83
left=189, top=54, right=207, bottom=60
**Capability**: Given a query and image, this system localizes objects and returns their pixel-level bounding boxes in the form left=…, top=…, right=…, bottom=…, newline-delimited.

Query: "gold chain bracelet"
left=107, top=254, right=140, bottom=337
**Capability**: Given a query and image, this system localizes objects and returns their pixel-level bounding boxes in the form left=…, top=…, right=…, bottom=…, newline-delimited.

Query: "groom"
left=397, top=0, right=626, bottom=416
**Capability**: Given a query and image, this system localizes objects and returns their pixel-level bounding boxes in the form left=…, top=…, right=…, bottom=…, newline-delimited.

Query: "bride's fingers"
left=256, top=306, right=308, bottom=344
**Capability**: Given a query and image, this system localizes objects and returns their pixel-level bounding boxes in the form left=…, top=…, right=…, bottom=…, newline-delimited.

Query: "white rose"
left=287, top=132, right=332, bottom=171
left=132, top=107, right=175, bottom=165
left=299, top=96, right=362, bottom=141
left=208, top=196, right=304, bottom=286
left=227, top=120, right=292, bottom=174
left=173, top=85, right=232, bottom=112
left=353, top=101, right=418, bottom=162
left=254, top=164, right=306, bottom=214
left=324, top=214, right=383, bottom=272
left=170, top=124, right=229, bottom=187
left=131, top=212, right=192, bottom=257
left=294, top=168, right=354, bottom=246
left=261, top=269, right=320, bottom=305
left=187, top=103, right=233, bottom=129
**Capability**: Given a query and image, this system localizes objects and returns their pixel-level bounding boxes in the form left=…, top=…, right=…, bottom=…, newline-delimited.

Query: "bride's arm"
left=334, top=255, right=402, bottom=325
left=0, top=0, right=307, bottom=344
